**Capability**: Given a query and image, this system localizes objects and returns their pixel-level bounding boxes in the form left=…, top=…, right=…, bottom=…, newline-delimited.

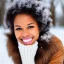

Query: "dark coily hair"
left=4, top=1, right=52, bottom=43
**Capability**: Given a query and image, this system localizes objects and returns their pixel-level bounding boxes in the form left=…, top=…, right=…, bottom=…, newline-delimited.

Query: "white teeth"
left=23, top=38, right=32, bottom=42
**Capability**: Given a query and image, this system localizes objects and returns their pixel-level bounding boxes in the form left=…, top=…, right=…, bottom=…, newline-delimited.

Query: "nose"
left=22, top=30, right=29, bottom=38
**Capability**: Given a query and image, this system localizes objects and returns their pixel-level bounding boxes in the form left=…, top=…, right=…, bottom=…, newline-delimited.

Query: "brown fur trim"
left=35, top=35, right=58, bottom=64
left=6, top=33, right=22, bottom=64
left=6, top=33, right=59, bottom=64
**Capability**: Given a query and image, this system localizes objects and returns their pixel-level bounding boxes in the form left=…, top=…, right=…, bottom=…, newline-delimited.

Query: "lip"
left=21, top=37, right=34, bottom=45
left=23, top=40, right=32, bottom=45
left=21, top=37, right=33, bottom=40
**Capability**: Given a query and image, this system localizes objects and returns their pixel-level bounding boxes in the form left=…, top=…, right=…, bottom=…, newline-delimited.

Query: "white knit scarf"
left=18, top=41, right=38, bottom=64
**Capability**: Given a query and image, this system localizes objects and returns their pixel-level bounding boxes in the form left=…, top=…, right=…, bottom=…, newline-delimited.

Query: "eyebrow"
left=27, top=23, right=34, bottom=25
left=14, top=25, right=21, bottom=27
left=14, top=23, right=34, bottom=27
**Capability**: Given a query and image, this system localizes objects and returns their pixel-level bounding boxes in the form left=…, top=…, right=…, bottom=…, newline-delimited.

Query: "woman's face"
left=14, top=14, right=40, bottom=45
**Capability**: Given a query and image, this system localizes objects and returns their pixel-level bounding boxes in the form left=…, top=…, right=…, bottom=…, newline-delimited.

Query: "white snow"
left=50, top=27, right=64, bottom=46
left=0, top=27, right=14, bottom=64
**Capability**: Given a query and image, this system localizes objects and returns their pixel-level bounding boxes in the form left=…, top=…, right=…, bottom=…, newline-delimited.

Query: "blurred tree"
left=50, top=0, right=55, bottom=26
left=61, top=0, right=64, bottom=25
left=11, top=0, right=14, bottom=2
left=0, top=0, right=6, bottom=26
left=54, top=0, right=64, bottom=26
left=61, top=0, right=64, bottom=13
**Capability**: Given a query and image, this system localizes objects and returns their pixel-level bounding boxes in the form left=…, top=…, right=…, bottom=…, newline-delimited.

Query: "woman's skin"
left=14, top=14, right=40, bottom=45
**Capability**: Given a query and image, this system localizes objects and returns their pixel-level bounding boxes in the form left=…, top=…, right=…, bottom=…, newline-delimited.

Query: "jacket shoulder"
left=51, top=35, right=63, bottom=50
left=49, top=35, right=64, bottom=64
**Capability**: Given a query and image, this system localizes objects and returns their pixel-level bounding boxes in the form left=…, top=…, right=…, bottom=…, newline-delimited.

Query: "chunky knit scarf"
left=18, top=41, right=38, bottom=64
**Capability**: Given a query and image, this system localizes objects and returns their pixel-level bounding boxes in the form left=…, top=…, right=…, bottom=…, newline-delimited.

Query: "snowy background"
left=50, top=27, right=64, bottom=46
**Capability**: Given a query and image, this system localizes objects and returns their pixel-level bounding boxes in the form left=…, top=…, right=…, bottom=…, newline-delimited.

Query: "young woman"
left=4, top=0, right=64, bottom=64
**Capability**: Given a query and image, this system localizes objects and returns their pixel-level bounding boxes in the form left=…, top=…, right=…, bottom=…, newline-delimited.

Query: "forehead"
left=14, top=14, right=37, bottom=25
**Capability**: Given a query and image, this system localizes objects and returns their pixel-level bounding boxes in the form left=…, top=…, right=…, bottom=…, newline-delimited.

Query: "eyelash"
left=15, top=28, right=22, bottom=30
left=28, top=26, right=34, bottom=29
left=15, top=26, right=34, bottom=30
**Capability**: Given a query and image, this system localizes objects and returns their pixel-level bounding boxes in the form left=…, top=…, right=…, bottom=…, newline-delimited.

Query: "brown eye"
left=15, top=28, right=22, bottom=30
left=28, top=26, right=34, bottom=29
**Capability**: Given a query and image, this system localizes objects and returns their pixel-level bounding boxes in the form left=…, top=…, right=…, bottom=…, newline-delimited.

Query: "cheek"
left=30, top=28, right=39, bottom=38
left=14, top=31, right=21, bottom=40
left=34, top=28, right=40, bottom=39
left=35, top=31, right=39, bottom=39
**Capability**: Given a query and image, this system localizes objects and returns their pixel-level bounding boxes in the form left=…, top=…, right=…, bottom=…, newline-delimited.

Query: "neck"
left=18, top=41, right=38, bottom=64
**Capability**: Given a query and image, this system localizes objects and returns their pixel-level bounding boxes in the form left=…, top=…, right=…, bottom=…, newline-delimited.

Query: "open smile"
left=20, top=37, right=34, bottom=45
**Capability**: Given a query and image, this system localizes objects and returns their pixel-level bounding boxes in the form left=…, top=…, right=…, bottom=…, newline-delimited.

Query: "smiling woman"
left=4, top=0, right=64, bottom=64
left=14, top=14, right=40, bottom=45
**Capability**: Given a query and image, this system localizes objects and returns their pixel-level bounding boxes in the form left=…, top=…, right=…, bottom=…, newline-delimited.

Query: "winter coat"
left=6, top=34, right=64, bottom=64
